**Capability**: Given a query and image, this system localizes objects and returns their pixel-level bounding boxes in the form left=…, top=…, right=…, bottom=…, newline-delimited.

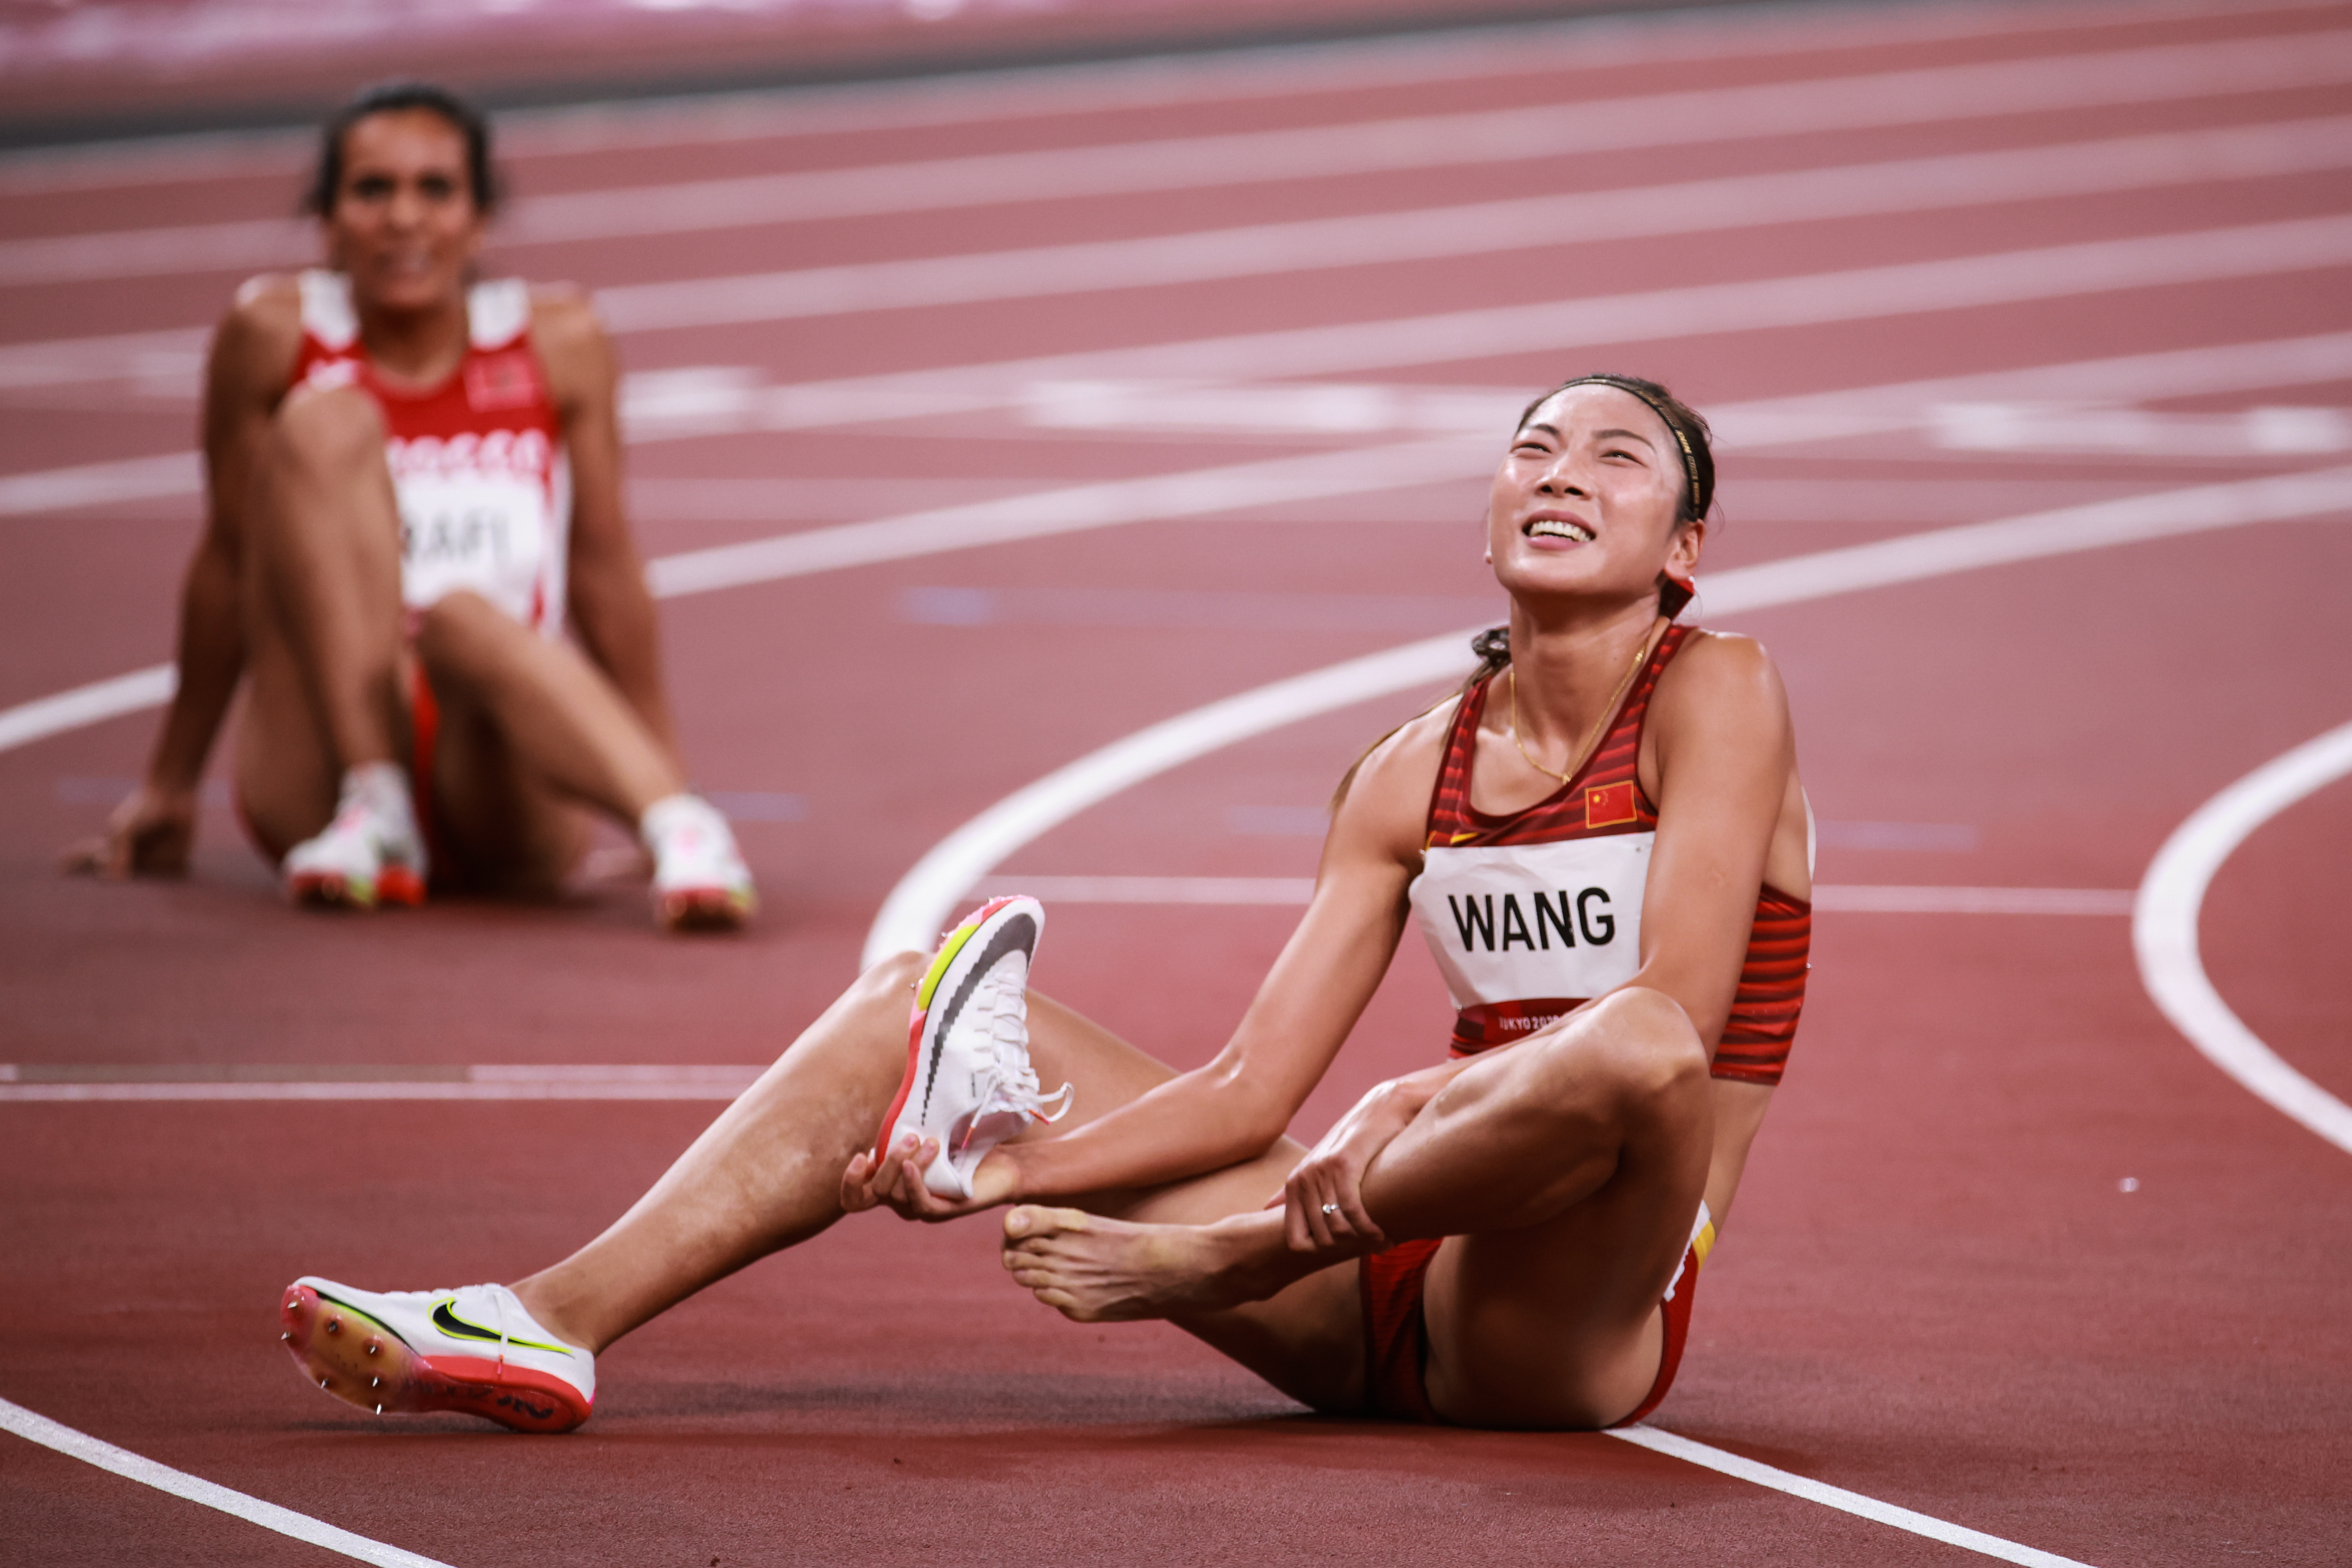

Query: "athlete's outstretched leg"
left=508, top=963, right=1193, bottom=1355
left=1003, top=986, right=1712, bottom=1426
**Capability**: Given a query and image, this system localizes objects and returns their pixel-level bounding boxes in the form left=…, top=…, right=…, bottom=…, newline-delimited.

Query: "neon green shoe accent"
left=914, top=919, right=983, bottom=1012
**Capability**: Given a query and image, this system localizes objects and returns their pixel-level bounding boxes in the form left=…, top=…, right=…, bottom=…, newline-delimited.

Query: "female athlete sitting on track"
left=65, top=82, right=754, bottom=930
left=281, top=374, right=1810, bottom=1432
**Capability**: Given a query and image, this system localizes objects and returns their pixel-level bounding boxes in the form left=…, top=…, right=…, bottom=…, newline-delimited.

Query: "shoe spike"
left=366, top=1339, right=379, bottom=1356
left=280, top=1332, right=290, bottom=1341
left=319, top=1377, right=331, bottom=1389
left=324, top=1317, right=339, bottom=1335
left=371, top=1377, right=380, bottom=1388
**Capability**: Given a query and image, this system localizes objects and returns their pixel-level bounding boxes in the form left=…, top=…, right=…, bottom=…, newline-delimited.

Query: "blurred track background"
left=1, top=1, right=2348, bottom=1564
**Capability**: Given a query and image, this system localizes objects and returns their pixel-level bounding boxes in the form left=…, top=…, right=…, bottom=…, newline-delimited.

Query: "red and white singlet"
left=286, top=269, right=570, bottom=637
left=1405, top=626, right=1811, bottom=1084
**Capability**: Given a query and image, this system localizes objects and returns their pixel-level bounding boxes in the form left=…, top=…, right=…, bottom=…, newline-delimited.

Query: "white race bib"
left=388, top=430, right=556, bottom=625
left=1408, top=835, right=1651, bottom=1008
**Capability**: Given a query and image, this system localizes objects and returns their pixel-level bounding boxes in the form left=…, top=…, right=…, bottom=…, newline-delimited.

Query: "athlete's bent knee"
left=413, top=590, right=506, bottom=673
left=269, top=385, right=387, bottom=478
left=852, top=951, right=926, bottom=1009
left=1576, top=987, right=1708, bottom=1106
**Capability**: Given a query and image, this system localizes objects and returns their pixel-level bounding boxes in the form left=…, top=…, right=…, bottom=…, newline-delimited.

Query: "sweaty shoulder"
left=1645, top=629, right=1792, bottom=763
left=213, top=274, right=304, bottom=398
left=1655, top=629, right=1782, bottom=707
left=1332, top=695, right=1458, bottom=866
left=526, top=286, right=614, bottom=410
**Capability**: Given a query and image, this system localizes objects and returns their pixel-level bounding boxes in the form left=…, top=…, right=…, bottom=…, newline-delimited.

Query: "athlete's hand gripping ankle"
left=62, top=780, right=197, bottom=880
left=840, top=1136, right=1018, bottom=1221
left=1281, top=1079, right=1422, bottom=1253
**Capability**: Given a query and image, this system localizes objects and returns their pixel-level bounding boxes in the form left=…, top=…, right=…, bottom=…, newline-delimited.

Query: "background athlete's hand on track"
left=60, top=782, right=197, bottom=880
left=839, top=1134, right=1015, bottom=1222
left=1280, top=1079, right=1421, bottom=1253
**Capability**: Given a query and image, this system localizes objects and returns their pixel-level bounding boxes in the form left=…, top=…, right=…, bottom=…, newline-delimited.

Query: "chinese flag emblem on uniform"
left=1585, top=780, right=1637, bottom=828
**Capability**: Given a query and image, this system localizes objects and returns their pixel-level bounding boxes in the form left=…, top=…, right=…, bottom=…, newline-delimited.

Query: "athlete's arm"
left=1632, top=631, right=1796, bottom=1047
left=536, top=292, right=681, bottom=763
left=1278, top=1053, right=1479, bottom=1251
left=66, top=279, right=298, bottom=877
left=995, top=709, right=1448, bottom=1206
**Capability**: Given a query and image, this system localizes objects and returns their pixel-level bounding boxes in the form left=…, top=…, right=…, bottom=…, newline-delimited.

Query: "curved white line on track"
left=2134, top=720, right=2352, bottom=1155
left=0, top=664, right=175, bottom=755
left=863, top=463, right=2352, bottom=961
left=1609, top=1426, right=2097, bottom=1568
left=0, top=1396, right=452, bottom=1567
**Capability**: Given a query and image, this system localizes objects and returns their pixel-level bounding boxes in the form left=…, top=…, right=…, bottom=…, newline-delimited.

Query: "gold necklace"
left=1506, top=618, right=1665, bottom=787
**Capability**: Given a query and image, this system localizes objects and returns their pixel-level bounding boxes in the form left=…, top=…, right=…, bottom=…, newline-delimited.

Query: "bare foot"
left=1001, top=1205, right=1295, bottom=1321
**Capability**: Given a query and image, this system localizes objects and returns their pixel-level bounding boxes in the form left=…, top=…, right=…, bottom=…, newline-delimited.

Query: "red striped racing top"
left=1403, top=625, right=1810, bottom=1085
left=287, top=269, right=571, bottom=637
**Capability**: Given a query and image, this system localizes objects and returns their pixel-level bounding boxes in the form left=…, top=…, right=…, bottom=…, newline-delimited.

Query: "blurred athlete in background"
left=65, top=82, right=753, bottom=930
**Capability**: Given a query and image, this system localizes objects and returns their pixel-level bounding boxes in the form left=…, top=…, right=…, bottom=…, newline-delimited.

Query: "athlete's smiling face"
left=1485, top=383, right=1703, bottom=609
left=324, top=109, right=484, bottom=316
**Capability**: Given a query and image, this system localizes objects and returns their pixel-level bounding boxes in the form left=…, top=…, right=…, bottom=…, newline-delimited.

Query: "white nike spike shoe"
left=876, top=895, right=1073, bottom=1200
left=640, top=793, right=756, bottom=932
left=280, top=1277, right=594, bottom=1434
left=282, top=763, right=427, bottom=909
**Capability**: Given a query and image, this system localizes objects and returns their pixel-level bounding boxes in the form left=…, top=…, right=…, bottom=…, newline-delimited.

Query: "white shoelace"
left=951, top=969, right=1073, bottom=1153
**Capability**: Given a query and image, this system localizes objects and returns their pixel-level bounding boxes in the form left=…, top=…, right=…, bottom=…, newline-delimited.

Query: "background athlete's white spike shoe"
left=280, top=1277, right=594, bottom=1434
left=282, top=764, right=427, bottom=909
left=641, top=793, right=756, bottom=932
left=876, top=895, right=1072, bottom=1200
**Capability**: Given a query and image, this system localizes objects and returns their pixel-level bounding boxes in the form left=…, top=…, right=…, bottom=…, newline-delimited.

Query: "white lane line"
left=4, top=0, right=2320, bottom=199
left=0, top=325, right=207, bottom=392
left=588, top=117, right=2352, bottom=334
left=0, top=451, right=201, bottom=514
left=0, top=664, right=175, bottom=755
left=0, top=1063, right=764, bottom=1102
left=520, top=56, right=2352, bottom=247
left=1607, top=1425, right=2097, bottom=1568
left=1814, top=886, right=2136, bottom=915
left=23, top=139, right=2352, bottom=408
left=985, top=876, right=1322, bottom=905
left=969, top=877, right=2138, bottom=913
left=832, top=212, right=2352, bottom=402
left=644, top=437, right=1486, bottom=598
left=15, top=31, right=2351, bottom=287
left=0, top=1395, right=454, bottom=1568
left=16, top=191, right=2352, bottom=406
left=2134, top=719, right=2352, bottom=1155
left=17, top=322, right=2352, bottom=521
left=12, top=368, right=2352, bottom=756
left=862, top=464, right=2352, bottom=960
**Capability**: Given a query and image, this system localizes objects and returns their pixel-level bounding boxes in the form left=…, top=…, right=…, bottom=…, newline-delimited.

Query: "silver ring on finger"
left=1320, top=1202, right=1340, bottom=1217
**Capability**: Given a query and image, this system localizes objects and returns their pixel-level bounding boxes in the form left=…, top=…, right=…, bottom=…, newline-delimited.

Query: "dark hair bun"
left=1470, top=625, right=1511, bottom=671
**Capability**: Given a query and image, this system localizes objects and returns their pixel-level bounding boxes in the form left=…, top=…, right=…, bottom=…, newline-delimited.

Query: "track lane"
left=4, top=4, right=2348, bottom=1564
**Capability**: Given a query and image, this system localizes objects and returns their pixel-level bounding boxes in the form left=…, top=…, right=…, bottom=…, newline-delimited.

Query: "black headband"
left=1547, top=375, right=1708, bottom=519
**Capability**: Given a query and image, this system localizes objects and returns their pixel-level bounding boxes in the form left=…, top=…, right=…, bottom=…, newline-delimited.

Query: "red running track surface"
left=1, top=2, right=2349, bottom=1564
